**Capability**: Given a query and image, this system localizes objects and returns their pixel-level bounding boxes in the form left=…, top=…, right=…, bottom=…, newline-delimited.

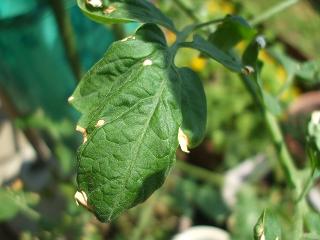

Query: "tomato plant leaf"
left=179, top=68, right=207, bottom=148
left=77, top=0, right=176, bottom=32
left=70, top=24, right=186, bottom=222
left=254, top=209, right=281, bottom=240
left=181, top=35, right=243, bottom=72
left=209, top=15, right=256, bottom=52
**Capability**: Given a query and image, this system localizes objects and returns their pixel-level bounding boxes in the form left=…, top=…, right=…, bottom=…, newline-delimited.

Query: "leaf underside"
left=71, top=24, right=186, bottom=221
left=77, top=0, right=176, bottom=32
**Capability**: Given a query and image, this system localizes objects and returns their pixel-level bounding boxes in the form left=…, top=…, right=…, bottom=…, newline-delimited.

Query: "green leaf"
left=209, top=15, right=256, bottom=52
left=242, top=39, right=260, bottom=67
left=0, top=188, right=39, bottom=221
left=254, top=209, right=281, bottom=240
left=195, top=185, right=228, bottom=224
left=77, top=0, right=176, bottom=32
left=296, top=60, right=320, bottom=85
left=70, top=24, right=186, bottom=222
left=305, top=211, right=320, bottom=235
left=181, top=35, right=243, bottom=72
left=179, top=68, right=207, bottom=148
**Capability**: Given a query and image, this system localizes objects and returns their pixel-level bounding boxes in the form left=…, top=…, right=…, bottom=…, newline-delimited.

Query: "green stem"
left=193, top=18, right=225, bottom=30
left=173, top=0, right=200, bottom=22
left=49, top=0, right=82, bottom=81
left=264, top=110, right=299, bottom=188
left=240, top=75, right=299, bottom=188
left=296, top=169, right=315, bottom=202
left=250, top=0, right=300, bottom=26
left=176, top=160, right=224, bottom=187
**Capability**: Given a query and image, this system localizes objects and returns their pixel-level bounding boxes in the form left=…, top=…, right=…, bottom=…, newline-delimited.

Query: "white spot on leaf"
left=241, top=65, right=255, bottom=75
left=95, top=119, right=106, bottom=128
left=86, top=0, right=103, bottom=8
left=143, top=59, right=153, bottom=66
left=74, top=191, right=91, bottom=210
left=178, top=128, right=190, bottom=153
left=104, top=6, right=116, bottom=14
left=256, top=35, right=266, bottom=49
left=76, top=125, right=88, bottom=143
left=68, top=96, right=74, bottom=103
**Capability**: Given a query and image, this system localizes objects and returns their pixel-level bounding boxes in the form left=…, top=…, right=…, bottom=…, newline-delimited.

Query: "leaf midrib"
left=84, top=63, right=169, bottom=220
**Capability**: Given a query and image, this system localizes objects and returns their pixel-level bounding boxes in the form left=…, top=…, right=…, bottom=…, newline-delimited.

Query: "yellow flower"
left=190, top=56, right=207, bottom=72
left=220, top=2, right=235, bottom=14
left=207, top=1, right=219, bottom=14
left=165, top=30, right=176, bottom=45
left=276, top=66, right=287, bottom=85
left=259, top=50, right=276, bottom=65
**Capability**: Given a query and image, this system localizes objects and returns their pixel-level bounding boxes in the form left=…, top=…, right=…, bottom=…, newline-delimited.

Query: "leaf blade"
left=179, top=68, right=207, bottom=148
left=71, top=24, right=183, bottom=221
left=77, top=0, right=176, bottom=32
left=181, top=35, right=243, bottom=72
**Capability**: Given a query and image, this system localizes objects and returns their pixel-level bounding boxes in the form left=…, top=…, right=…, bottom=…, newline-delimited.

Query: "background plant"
left=0, top=0, right=319, bottom=239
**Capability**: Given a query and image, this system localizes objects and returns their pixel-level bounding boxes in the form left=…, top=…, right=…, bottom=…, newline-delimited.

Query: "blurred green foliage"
left=0, top=0, right=320, bottom=239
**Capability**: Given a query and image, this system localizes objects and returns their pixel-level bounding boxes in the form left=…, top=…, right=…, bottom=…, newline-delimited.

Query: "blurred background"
left=0, top=0, right=319, bottom=239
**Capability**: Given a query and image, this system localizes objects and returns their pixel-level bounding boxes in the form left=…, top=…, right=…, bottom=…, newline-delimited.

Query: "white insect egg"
left=143, top=59, right=153, bottom=66
left=256, top=35, right=266, bottom=49
left=86, top=0, right=103, bottom=8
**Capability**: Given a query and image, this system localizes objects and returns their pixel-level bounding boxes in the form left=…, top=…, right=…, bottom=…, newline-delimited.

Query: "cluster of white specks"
left=256, top=35, right=266, bottom=49
left=241, top=65, right=255, bottom=75
left=143, top=59, right=153, bottom=66
left=86, top=0, right=103, bottom=8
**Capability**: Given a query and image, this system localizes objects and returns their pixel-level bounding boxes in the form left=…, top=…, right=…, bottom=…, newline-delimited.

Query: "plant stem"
left=193, top=18, right=225, bottom=30
left=263, top=110, right=299, bottom=187
left=240, top=75, right=299, bottom=188
left=250, top=0, right=300, bottom=26
left=49, top=0, right=82, bottom=82
left=0, top=86, right=51, bottom=163
left=296, top=169, right=315, bottom=202
left=176, top=160, right=224, bottom=187
left=173, top=0, right=200, bottom=22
